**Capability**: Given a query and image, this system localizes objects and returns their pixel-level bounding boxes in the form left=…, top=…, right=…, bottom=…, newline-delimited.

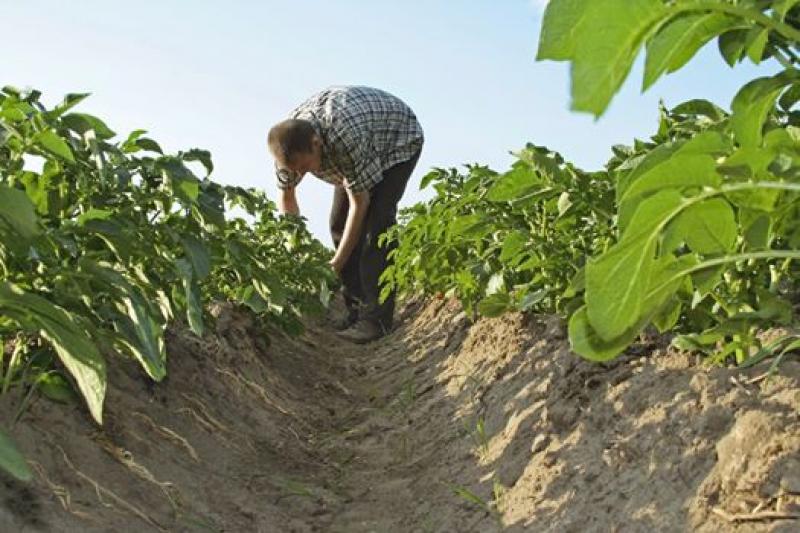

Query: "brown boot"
left=329, top=309, right=358, bottom=331
left=336, top=320, right=385, bottom=344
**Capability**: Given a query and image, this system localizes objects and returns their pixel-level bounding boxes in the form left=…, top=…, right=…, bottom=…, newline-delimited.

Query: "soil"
left=1, top=297, right=799, bottom=532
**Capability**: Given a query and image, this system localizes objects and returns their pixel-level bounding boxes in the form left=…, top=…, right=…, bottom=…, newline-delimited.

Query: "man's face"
left=275, top=134, right=322, bottom=178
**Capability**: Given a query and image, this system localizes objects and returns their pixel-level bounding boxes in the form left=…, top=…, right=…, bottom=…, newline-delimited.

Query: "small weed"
left=273, top=477, right=314, bottom=498
left=464, top=417, right=490, bottom=459
left=447, top=483, right=492, bottom=514
left=397, top=378, right=417, bottom=413
left=740, top=332, right=800, bottom=382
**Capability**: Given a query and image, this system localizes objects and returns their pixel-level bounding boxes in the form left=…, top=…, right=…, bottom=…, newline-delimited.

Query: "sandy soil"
left=1, top=297, right=799, bottom=532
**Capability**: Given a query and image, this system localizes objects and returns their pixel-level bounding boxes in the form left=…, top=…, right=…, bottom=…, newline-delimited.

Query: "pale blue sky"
left=6, top=1, right=778, bottom=242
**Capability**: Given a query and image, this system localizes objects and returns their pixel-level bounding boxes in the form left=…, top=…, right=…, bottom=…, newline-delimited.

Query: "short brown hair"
left=268, top=119, right=316, bottom=163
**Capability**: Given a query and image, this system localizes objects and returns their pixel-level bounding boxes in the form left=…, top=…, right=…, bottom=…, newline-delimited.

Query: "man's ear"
left=312, top=134, right=322, bottom=150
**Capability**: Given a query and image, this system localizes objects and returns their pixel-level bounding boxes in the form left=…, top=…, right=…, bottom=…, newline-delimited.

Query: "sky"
left=4, top=0, right=779, bottom=244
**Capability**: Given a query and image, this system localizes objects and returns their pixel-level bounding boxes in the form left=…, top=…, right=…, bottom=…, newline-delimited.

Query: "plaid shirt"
left=276, top=86, right=424, bottom=193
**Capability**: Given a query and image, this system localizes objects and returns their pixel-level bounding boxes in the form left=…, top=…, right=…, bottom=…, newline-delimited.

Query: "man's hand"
left=329, top=255, right=346, bottom=275
left=329, top=188, right=370, bottom=276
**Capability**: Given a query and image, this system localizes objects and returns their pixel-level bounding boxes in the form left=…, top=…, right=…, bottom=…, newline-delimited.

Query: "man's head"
left=268, top=119, right=323, bottom=178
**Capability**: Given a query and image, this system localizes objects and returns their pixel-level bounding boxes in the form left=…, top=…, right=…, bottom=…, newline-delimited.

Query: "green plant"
left=382, top=0, right=798, bottom=368
left=471, top=417, right=490, bottom=459
left=380, top=145, right=614, bottom=318
left=538, top=0, right=799, bottom=362
left=739, top=330, right=800, bottom=376
left=0, top=88, right=335, bottom=431
left=447, top=483, right=494, bottom=514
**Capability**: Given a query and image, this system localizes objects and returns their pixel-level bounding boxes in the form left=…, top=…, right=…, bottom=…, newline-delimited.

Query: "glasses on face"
left=275, top=165, right=300, bottom=184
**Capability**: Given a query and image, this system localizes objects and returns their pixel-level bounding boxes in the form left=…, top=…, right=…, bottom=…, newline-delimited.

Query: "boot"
left=337, top=320, right=385, bottom=344
left=329, top=308, right=358, bottom=331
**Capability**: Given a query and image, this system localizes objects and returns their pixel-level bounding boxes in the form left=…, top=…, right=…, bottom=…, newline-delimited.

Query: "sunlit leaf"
left=34, top=130, right=75, bottom=162
left=0, top=283, right=106, bottom=424
left=644, top=13, right=743, bottom=90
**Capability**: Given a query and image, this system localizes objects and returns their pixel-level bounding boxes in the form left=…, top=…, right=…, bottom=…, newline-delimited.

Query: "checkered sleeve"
left=275, top=162, right=303, bottom=190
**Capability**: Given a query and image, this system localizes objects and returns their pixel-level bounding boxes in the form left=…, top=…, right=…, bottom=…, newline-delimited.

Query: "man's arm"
left=330, top=188, right=370, bottom=274
left=278, top=187, right=300, bottom=216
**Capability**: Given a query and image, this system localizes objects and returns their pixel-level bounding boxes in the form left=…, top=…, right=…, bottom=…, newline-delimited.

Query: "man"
left=268, top=86, right=424, bottom=343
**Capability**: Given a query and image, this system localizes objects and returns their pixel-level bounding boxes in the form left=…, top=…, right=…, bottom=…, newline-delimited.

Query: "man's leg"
left=330, top=186, right=364, bottom=325
left=359, top=151, right=421, bottom=332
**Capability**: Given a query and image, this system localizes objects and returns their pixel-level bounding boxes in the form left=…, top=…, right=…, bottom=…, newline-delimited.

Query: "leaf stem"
left=648, top=250, right=800, bottom=299
left=638, top=181, right=800, bottom=298
left=672, top=2, right=800, bottom=43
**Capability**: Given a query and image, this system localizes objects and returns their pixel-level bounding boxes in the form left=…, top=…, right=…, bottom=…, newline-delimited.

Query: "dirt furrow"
left=2, top=298, right=800, bottom=532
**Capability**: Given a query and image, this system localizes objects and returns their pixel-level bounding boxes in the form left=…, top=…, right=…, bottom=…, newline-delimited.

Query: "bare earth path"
left=2, top=298, right=800, bottom=532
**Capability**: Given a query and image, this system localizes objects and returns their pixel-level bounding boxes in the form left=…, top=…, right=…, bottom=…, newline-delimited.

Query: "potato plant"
left=538, top=0, right=800, bottom=361
left=0, top=87, right=335, bottom=443
left=383, top=0, right=799, bottom=365
left=380, top=146, right=615, bottom=317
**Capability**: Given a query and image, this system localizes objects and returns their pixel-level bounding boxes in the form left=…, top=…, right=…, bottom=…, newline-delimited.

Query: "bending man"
left=268, top=86, right=424, bottom=343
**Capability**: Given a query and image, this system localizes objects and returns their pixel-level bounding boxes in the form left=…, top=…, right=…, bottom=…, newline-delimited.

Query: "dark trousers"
left=330, top=151, right=421, bottom=331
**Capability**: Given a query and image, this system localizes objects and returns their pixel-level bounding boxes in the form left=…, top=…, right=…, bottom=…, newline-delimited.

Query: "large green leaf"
left=79, top=262, right=166, bottom=381
left=644, top=13, right=743, bottom=90
left=652, top=298, right=682, bottom=333
left=568, top=306, right=640, bottom=361
left=662, top=198, right=737, bottom=255
left=0, top=428, right=31, bottom=482
left=586, top=190, right=683, bottom=340
left=449, top=214, right=484, bottom=236
left=135, top=137, right=163, bottom=154
left=195, top=186, right=226, bottom=228
left=618, top=132, right=728, bottom=231
left=0, top=283, right=106, bottom=424
left=159, top=158, right=200, bottom=204
left=536, top=0, right=590, bottom=61
left=731, top=71, right=799, bottom=147
left=569, top=0, right=667, bottom=116
left=617, top=142, right=679, bottom=204
left=620, top=153, right=720, bottom=203
left=34, top=130, right=75, bottom=162
left=741, top=211, right=772, bottom=250
left=775, top=0, right=800, bottom=19
left=574, top=254, right=698, bottom=360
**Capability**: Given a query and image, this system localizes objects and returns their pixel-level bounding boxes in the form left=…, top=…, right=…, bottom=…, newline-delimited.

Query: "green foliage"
left=537, top=0, right=800, bottom=117
left=0, top=88, right=335, bottom=427
left=572, top=95, right=800, bottom=361
left=386, top=0, right=799, bottom=368
left=380, top=146, right=614, bottom=317
left=536, top=0, right=800, bottom=362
